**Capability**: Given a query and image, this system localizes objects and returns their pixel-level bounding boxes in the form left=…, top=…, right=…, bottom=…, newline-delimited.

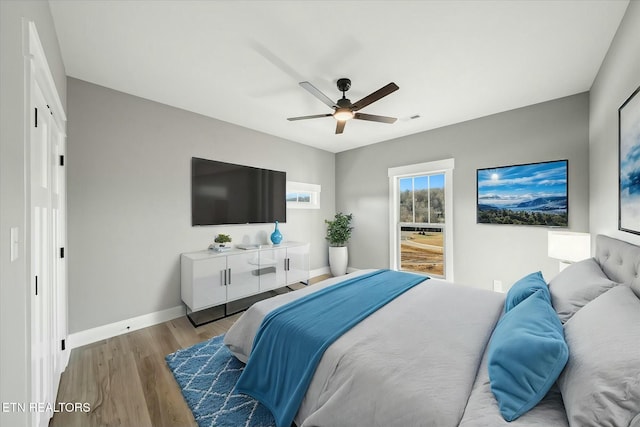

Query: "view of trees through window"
left=399, top=174, right=445, bottom=277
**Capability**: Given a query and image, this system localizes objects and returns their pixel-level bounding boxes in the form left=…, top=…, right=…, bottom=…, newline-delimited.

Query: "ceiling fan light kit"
left=288, top=78, right=399, bottom=134
left=334, top=108, right=354, bottom=121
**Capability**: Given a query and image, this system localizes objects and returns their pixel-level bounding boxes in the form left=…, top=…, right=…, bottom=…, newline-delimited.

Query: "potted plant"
left=212, top=233, right=232, bottom=251
left=325, top=212, right=353, bottom=276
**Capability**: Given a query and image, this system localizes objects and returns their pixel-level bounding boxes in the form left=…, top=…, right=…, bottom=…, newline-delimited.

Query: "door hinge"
left=35, top=108, right=38, bottom=127
left=59, top=155, right=64, bottom=166
left=35, top=275, right=38, bottom=296
left=61, top=339, right=66, bottom=351
left=60, top=247, right=65, bottom=258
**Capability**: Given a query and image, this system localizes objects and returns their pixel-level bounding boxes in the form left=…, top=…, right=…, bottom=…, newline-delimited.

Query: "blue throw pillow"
left=488, top=290, right=569, bottom=421
left=504, top=271, right=549, bottom=312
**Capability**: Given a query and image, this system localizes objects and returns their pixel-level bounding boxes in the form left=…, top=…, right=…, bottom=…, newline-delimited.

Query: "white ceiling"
left=49, top=0, right=629, bottom=153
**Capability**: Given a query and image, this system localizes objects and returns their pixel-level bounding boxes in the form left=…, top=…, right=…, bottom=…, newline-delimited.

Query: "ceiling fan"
left=287, top=78, right=399, bottom=134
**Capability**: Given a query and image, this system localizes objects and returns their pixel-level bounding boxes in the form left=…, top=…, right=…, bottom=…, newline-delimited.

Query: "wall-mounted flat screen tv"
left=477, top=159, right=568, bottom=227
left=192, top=157, right=286, bottom=226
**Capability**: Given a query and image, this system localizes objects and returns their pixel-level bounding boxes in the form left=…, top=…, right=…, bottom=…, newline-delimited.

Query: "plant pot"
left=329, top=246, right=348, bottom=276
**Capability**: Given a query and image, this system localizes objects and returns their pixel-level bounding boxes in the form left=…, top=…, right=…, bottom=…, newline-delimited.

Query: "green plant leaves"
left=325, top=213, right=353, bottom=246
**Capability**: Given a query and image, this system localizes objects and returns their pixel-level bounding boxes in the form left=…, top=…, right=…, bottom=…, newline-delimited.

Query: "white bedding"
left=224, top=270, right=522, bottom=426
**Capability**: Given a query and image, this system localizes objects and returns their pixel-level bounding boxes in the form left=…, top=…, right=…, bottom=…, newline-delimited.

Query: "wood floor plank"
left=51, top=349, right=84, bottom=427
left=167, top=317, right=202, bottom=349
left=104, top=353, right=153, bottom=427
left=86, top=345, right=115, bottom=426
left=146, top=323, right=182, bottom=357
left=52, top=343, right=110, bottom=426
left=136, top=352, right=197, bottom=427
left=123, top=328, right=157, bottom=360
left=106, top=334, right=131, bottom=361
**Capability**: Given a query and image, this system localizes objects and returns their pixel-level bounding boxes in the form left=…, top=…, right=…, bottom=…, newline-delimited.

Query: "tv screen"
left=191, top=157, right=286, bottom=225
left=477, top=159, right=568, bottom=227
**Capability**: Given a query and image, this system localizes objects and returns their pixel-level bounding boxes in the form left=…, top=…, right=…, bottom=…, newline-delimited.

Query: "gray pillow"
left=557, top=285, right=640, bottom=427
left=547, top=257, right=617, bottom=323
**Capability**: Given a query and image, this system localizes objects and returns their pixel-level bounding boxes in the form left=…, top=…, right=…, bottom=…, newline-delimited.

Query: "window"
left=388, top=159, right=454, bottom=280
left=286, top=181, right=321, bottom=209
left=399, top=174, right=445, bottom=276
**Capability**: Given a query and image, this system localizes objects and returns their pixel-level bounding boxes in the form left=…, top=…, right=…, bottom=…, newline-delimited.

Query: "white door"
left=31, top=82, right=55, bottom=427
left=27, top=22, right=68, bottom=427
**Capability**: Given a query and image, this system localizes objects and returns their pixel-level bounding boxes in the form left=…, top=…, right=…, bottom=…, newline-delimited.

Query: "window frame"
left=388, top=158, right=454, bottom=280
left=286, top=181, right=321, bottom=209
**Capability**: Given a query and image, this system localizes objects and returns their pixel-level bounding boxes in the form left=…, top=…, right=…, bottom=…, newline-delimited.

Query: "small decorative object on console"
left=270, top=221, right=283, bottom=245
left=211, top=234, right=232, bottom=251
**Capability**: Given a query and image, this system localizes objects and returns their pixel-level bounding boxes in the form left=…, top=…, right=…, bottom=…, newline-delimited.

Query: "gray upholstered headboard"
left=595, top=234, right=640, bottom=296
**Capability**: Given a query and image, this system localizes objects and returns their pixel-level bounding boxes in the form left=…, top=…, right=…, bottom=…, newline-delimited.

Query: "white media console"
left=181, top=242, right=310, bottom=323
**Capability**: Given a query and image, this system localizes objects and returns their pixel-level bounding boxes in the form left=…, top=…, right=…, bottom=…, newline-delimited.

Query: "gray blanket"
left=225, top=270, right=508, bottom=426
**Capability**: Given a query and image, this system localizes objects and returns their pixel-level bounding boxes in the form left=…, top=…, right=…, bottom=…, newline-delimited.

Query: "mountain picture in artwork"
left=477, top=160, right=568, bottom=226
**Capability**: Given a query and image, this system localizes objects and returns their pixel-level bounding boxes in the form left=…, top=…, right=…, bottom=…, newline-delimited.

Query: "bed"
left=223, top=235, right=640, bottom=427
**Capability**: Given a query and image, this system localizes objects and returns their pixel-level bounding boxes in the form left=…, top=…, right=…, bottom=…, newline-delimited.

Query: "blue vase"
left=270, top=221, right=283, bottom=245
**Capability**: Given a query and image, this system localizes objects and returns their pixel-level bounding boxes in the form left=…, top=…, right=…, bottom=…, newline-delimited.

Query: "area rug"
left=166, top=335, right=276, bottom=427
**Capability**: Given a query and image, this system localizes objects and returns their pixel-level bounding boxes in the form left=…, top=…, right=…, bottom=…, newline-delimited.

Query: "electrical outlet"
left=493, top=280, right=503, bottom=293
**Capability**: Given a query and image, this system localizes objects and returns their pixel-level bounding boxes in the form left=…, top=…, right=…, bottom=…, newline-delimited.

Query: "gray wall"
left=590, top=1, right=640, bottom=247
left=336, top=93, right=590, bottom=290
left=0, top=1, right=66, bottom=426
left=67, top=78, right=335, bottom=333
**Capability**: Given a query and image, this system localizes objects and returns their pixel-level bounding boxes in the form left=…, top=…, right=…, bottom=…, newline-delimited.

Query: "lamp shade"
left=547, top=231, right=591, bottom=263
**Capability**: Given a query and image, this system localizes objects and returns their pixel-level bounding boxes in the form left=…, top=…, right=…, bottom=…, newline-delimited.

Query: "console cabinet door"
left=286, top=244, right=310, bottom=285
left=226, top=252, right=260, bottom=300
left=191, top=257, right=227, bottom=310
left=259, top=248, right=287, bottom=292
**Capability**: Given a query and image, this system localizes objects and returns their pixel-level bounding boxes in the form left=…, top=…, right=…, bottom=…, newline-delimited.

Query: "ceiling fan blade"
left=354, top=113, right=397, bottom=124
left=287, top=113, right=333, bottom=121
left=299, top=82, right=338, bottom=109
left=335, top=120, right=346, bottom=134
left=351, top=82, right=399, bottom=111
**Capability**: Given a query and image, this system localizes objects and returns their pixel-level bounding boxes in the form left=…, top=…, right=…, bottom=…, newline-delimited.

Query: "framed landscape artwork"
left=619, top=86, right=640, bottom=235
left=477, top=160, right=568, bottom=227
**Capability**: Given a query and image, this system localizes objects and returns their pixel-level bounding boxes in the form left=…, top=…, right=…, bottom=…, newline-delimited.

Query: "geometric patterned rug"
left=165, top=335, right=276, bottom=427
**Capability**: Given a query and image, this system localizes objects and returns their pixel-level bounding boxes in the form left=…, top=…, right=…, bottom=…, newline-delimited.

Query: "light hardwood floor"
left=51, top=276, right=329, bottom=427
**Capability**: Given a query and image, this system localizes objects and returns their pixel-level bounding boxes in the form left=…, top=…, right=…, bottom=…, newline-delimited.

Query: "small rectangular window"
left=286, top=182, right=320, bottom=209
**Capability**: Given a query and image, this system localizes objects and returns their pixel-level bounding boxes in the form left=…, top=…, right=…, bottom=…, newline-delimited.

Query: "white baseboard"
left=309, top=266, right=361, bottom=278
left=67, top=305, right=186, bottom=350
left=310, top=266, right=330, bottom=277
